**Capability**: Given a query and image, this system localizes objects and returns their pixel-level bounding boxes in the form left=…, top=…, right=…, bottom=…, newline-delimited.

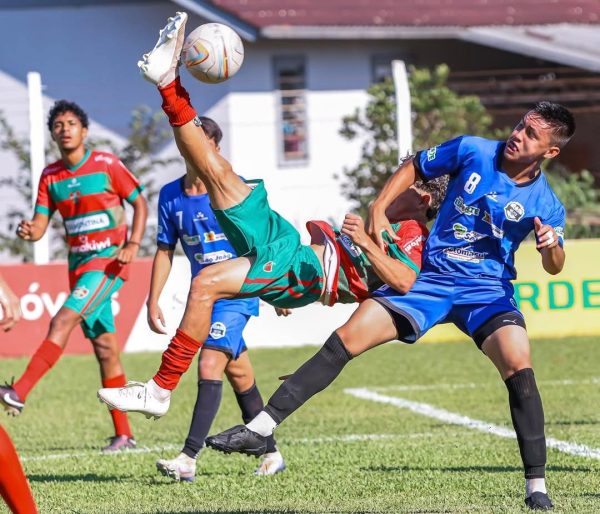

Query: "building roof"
left=208, top=0, right=600, bottom=28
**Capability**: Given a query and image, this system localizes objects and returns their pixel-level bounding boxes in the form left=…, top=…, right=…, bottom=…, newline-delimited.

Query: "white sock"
left=177, top=452, right=196, bottom=463
left=246, top=410, right=277, bottom=437
left=146, top=379, right=171, bottom=401
left=526, top=477, right=547, bottom=497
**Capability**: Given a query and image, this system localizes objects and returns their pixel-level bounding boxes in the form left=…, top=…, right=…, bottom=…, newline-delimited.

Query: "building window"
left=274, top=56, right=308, bottom=164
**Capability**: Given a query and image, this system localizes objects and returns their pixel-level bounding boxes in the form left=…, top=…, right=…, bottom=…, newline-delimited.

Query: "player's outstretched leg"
left=205, top=424, right=268, bottom=457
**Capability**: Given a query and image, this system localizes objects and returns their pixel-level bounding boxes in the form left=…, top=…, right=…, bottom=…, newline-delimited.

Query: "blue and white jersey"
left=157, top=176, right=258, bottom=316
left=415, top=136, right=565, bottom=281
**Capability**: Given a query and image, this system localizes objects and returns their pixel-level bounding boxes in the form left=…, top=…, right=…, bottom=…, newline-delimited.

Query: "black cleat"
left=0, top=381, right=24, bottom=416
left=205, top=425, right=268, bottom=457
left=525, top=492, right=554, bottom=510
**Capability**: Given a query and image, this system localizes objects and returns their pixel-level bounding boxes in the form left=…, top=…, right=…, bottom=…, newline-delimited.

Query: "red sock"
left=102, top=375, right=133, bottom=438
left=153, top=329, right=203, bottom=390
left=0, top=426, right=38, bottom=514
left=13, top=340, right=63, bottom=401
left=159, top=77, right=197, bottom=126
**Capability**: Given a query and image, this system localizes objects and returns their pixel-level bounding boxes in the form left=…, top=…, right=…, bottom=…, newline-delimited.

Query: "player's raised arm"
left=341, top=213, right=417, bottom=293
left=367, top=158, right=418, bottom=250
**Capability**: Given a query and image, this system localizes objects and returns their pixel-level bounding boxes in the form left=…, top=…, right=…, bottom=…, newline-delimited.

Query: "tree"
left=0, top=106, right=178, bottom=261
left=339, top=64, right=507, bottom=216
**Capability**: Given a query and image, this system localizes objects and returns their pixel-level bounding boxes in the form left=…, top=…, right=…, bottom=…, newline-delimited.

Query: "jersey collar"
left=65, top=148, right=91, bottom=173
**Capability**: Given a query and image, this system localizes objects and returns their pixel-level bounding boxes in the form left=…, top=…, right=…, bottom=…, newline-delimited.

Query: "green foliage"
left=339, top=64, right=508, bottom=216
left=544, top=163, right=600, bottom=239
left=0, top=107, right=177, bottom=260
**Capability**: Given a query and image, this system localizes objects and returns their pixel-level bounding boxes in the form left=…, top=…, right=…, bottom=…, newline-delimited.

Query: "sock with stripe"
left=153, top=329, right=203, bottom=390
left=102, top=374, right=133, bottom=437
left=13, top=339, right=63, bottom=401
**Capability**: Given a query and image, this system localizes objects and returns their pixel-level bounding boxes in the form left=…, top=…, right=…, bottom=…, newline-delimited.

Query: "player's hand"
left=16, top=220, right=34, bottom=240
left=341, top=213, right=370, bottom=248
left=117, top=242, right=139, bottom=264
left=274, top=307, right=292, bottom=317
left=534, top=217, right=559, bottom=250
left=366, top=208, right=398, bottom=252
left=0, top=289, right=21, bottom=332
left=147, top=302, right=167, bottom=334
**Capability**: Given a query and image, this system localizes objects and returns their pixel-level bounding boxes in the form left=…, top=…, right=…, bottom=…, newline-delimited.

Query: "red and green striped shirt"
left=35, top=149, right=143, bottom=281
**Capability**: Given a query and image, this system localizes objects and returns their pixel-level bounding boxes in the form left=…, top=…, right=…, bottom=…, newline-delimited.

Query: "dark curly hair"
left=415, top=175, right=449, bottom=221
left=199, top=116, right=223, bottom=145
left=47, top=100, right=89, bottom=132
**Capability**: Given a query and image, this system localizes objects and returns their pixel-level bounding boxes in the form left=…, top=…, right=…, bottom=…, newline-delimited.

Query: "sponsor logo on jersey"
left=70, top=236, right=112, bottom=253
left=65, top=213, right=110, bottom=235
left=443, top=247, right=487, bottom=263
left=209, top=321, right=227, bottom=339
left=454, top=196, right=480, bottom=216
left=482, top=212, right=504, bottom=238
left=204, top=231, right=227, bottom=243
left=263, top=261, right=274, bottom=273
left=67, top=178, right=81, bottom=188
left=94, top=154, right=114, bottom=165
left=403, top=235, right=425, bottom=254
left=72, top=285, right=90, bottom=300
left=339, top=233, right=362, bottom=258
left=426, top=145, right=439, bottom=161
left=485, top=192, right=499, bottom=202
left=504, top=201, right=525, bottom=222
left=182, top=234, right=201, bottom=246
left=193, top=250, right=233, bottom=264
left=452, top=223, right=485, bottom=243
left=193, top=211, right=208, bottom=222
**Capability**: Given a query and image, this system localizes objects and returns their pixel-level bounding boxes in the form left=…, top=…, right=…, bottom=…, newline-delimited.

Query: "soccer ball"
left=182, top=23, right=244, bottom=84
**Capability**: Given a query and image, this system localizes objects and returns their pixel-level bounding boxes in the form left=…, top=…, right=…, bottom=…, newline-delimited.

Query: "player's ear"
left=543, top=145, right=560, bottom=160
left=420, top=193, right=431, bottom=209
left=81, top=125, right=89, bottom=139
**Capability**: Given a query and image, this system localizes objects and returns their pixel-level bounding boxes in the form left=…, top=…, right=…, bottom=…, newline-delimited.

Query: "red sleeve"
left=107, top=154, right=144, bottom=202
left=394, top=220, right=429, bottom=271
left=34, top=171, right=55, bottom=216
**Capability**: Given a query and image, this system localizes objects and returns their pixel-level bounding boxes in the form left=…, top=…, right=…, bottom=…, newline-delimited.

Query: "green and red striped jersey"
left=35, top=149, right=143, bottom=281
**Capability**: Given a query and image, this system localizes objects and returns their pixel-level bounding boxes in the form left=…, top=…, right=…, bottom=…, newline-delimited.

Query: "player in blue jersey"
left=206, top=102, right=575, bottom=511
left=147, top=117, right=285, bottom=480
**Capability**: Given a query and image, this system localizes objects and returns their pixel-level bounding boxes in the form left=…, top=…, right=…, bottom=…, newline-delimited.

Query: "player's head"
left=504, top=101, right=575, bottom=164
left=47, top=100, right=89, bottom=152
left=199, top=116, right=223, bottom=150
left=385, top=175, right=448, bottom=223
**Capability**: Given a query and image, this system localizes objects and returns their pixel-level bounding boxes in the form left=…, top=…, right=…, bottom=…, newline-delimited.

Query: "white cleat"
left=138, top=11, right=188, bottom=86
left=255, top=450, right=286, bottom=476
left=156, top=452, right=196, bottom=482
left=97, top=381, right=171, bottom=419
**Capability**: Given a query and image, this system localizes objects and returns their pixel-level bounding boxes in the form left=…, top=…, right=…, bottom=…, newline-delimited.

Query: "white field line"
left=345, top=387, right=600, bottom=460
left=375, top=377, right=600, bottom=392
left=20, top=431, right=466, bottom=463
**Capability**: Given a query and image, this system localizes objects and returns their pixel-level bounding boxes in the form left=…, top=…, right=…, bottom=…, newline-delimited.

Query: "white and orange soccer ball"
left=181, top=23, right=244, bottom=84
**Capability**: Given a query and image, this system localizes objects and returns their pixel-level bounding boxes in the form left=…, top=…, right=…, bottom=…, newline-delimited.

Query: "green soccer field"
left=1, top=337, right=599, bottom=514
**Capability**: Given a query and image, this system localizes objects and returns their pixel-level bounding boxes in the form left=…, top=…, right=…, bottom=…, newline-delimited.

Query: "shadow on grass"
left=547, top=419, right=600, bottom=426
left=28, top=473, right=135, bottom=483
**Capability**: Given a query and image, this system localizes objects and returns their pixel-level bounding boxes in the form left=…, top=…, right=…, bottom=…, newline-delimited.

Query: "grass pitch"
left=1, top=337, right=599, bottom=513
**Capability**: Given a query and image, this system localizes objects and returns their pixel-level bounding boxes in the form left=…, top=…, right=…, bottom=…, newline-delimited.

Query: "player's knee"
left=198, top=353, right=224, bottom=379
left=333, top=328, right=359, bottom=358
left=188, top=271, right=219, bottom=306
left=93, top=336, right=119, bottom=365
left=49, top=310, right=78, bottom=335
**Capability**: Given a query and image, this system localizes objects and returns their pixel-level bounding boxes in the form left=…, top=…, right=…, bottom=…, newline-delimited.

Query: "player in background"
left=207, top=102, right=575, bottom=511
left=149, top=116, right=285, bottom=480
left=0, top=100, right=147, bottom=453
left=97, top=13, right=447, bottom=420
left=0, top=274, right=37, bottom=514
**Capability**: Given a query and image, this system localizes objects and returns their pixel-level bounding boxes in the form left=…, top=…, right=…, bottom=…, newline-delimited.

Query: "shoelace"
left=118, top=381, right=148, bottom=400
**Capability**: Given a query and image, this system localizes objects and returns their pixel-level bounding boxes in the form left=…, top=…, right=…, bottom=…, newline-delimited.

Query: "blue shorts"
left=371, top=270, right=523, bottom=343
left=203, top=302, right=252, bottom=359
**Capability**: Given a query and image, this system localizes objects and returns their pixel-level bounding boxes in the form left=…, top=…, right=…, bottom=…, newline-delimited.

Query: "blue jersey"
left=415, top=136, right=565, bottom=280
left=157, top=177, right=258, bottom=316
